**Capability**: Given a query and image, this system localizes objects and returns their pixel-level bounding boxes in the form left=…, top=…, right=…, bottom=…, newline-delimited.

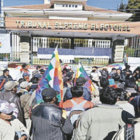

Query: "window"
left=72, top=5, right=74, bottom=7
left=69, top=5, right=71, bottom=7
left=75, top=5, right=77, bottom=8
left=62, top=4, right=65, bottom=7
left=66, top=4, right=68, bottom=7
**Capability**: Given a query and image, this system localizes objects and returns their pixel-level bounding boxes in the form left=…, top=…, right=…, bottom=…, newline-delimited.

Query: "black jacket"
left=31, top=103, right=73, bottom=140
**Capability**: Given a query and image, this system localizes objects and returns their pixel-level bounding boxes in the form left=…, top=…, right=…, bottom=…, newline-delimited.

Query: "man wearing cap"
left=31, top=88, right=73, bottom=140
left=0, top=100, right=29, bottom=140
left=19, top=81, right=32, bottom=95
left=19, top=81, right=33, bottom=131
left=32, top=65, right=42, bottom=79
left=0, top=81, right=25, bottom=125
left=22, top=73, right=30, bottom=82
left=63, top=77, right=91, bottom=102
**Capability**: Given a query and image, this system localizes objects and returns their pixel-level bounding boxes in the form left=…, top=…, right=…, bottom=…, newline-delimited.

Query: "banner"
left=0, top=0, right=1, bottom=14
left=0, top=34, right=11, bottom=53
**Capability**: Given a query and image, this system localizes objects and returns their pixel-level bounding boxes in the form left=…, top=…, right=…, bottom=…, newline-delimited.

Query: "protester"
left=116, top=88, right=135, bottom=117
left=32, top=65, right=42, bottom=78
left=20, top=63, right=30, bottom=76
left=22, top=73, right=30, bottom=82
left=0, top=69, right=13, bottom=91
left=130, top=95, right=140, bottom=118
left=19, top=81, right=32, bottom=95
left=39, top=69, right=45, bottom=76
left=63, top=72, right=74, bottom=88
left=31, top=88, right=73, bottom=140
left=135, top=78, right=140, bottom=93
left=20, top=81, right=33, bottom=131
left=62, top=86, right=93, bottom=125
left=63, top=77, right=91, bottom=101
left=73, top=87, right=134, bottom=140
left=0, top=100, right=29, bottom=140
left=133, top=69, right=140, bottom=81
left=100, top=68, right=109, bottom=88
left=1, top=62, right=140, bottom=140
left=0, top=81, right=25, bottom=125
left=90, top=66, right=100, bottom=86
left=0, top=100, right=19, bottom=118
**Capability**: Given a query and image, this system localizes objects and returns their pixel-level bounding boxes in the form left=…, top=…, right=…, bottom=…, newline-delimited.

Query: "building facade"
left=1, top=0, right=140, bottom=65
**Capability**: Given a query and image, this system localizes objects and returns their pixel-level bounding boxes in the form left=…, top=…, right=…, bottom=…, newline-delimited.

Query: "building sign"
left=0, top=34, right=11, bottom=53
left=15, top=20, right=130, bottom=32
left=20, top=42, right=30, bottom=52
left=114, top=45, right=124, bottom=62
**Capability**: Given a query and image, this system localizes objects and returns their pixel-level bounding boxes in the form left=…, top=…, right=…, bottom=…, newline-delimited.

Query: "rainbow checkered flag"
left=75, top=63, right=95, bottom=94
left=36, top=48, right=63, bottom=104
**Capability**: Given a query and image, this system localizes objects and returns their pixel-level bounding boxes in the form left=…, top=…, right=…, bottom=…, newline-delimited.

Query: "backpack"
left=69, top=99, right=87, bottom=126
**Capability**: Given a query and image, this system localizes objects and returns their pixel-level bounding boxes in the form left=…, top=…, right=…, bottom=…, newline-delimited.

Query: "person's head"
left=20, top=81, right=32, bottom=91
left=3, top=69, right=9, bottom=76
left=30, top=77, right=39, bottom=84
left=18, top=78, right=25, bottom=84
left=36, top=65, right=41, bottom=70
left=76, top=77, right=87, bottom=87
left=136, top=70, right=139, bottom=74
left=22, top=73, right=30, bottom=81
left=71, top=86, right=83, bottom=98
left=125, top=64, right=130, bottom=70
left=112, top=68, right=117, bottom=73
left=39, top=69, right=45, bottom=75
left=116, top=88, right=129, bottom=101
left=116, top=69, right=121, bottom=74
left=92, top=66, right=97, bottom=72
left=100, top=87, right=118, bottom=105
left=22, top=63, right=28, bottom=70
left=138, top=78, right=140, bottom=82
left=66, top=72, right=74, bottom=81
left=4, top=81, right=19, bottom=93
left=0, top=100, right=15, bottom=121
left=102, top=68, right=107, bottom=71
left=41, top=88, right=57, bottom=104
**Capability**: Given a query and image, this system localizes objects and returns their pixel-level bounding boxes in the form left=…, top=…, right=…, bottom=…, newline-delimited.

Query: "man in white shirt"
left=0, top=100, right=29, bottom=140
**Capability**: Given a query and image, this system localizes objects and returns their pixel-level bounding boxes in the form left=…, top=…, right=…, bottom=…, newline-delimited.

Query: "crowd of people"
left=0, top=63, right=140, bottom=140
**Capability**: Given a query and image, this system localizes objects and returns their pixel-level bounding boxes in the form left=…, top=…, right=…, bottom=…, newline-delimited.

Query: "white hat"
left=20, top=81, right=32, bottom=89
left=0, top=100, right=14, bottom=114
left=4, top=81, right=19, bottom=91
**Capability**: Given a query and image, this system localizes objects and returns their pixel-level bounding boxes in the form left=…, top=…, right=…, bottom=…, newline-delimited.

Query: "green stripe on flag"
left=46, top=74, right=52, bottom=82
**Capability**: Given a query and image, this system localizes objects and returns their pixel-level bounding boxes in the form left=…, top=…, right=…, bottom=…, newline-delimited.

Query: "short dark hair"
left=71, top=86, right=83, bottom=98
left=36, top=65, right=41, bottom=70
left=112, top=68, right=116, bottom=71
left=30, top=77, right=39, bottom=84
left=3, top=69, right=9, bottom=74
left=76, top=77, right=87, bottom=86
left=39, top=69, right=45, bottom=73
left=22, top=63, right=27, bottom=68
left=100, top=87, right=118, bottom=105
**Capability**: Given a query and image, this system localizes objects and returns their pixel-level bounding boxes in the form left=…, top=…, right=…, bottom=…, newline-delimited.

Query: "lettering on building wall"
left=16, top=20, right=130, bottom=32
